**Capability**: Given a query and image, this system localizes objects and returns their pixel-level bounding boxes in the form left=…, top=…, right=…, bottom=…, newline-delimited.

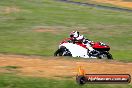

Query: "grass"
left=0, top=74, right=131, bottom=88
left=1, top=66, right=21, bottom=70
left=0, top=0, right=132, bottom=61
left=0, top=1, right=132, bottom=88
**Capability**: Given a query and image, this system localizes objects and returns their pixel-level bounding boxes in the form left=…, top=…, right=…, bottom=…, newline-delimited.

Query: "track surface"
left=93, top=0, right=132, bottom=8
left=0, top=54, right=132, bottom=80
left=57, top=0, right=132, bottom=12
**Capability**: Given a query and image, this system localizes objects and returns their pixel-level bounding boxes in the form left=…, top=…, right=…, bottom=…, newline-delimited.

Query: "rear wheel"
left=54, top=49, right=63, bottom=56
left=54, top=47, right=72, bottom=56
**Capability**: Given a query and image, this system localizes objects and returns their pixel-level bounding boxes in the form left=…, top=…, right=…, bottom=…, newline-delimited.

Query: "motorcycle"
left=54, top=38, right=113, bottom=59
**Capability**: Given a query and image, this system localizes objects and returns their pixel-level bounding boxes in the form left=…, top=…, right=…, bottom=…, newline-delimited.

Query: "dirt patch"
left=0, top=54, right=132, bottom=81
left=34, top=27, right=61, bottom=34
left=92, top=0, right=132, bottom=8
left=2, top=6, right=21, bottom=14
left=35, top=28, right=57, bottom=33
left=0, top=6, right=30, bottom=14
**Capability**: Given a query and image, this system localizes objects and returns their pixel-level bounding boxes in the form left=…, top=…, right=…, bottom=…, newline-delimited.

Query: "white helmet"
left=70, top=31, right=79, bottom=38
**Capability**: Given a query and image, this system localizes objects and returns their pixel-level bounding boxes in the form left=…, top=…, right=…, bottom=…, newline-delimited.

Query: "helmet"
left=70, top=31, right=79, bottom=38
left=70, top=31, right=75, bottom=38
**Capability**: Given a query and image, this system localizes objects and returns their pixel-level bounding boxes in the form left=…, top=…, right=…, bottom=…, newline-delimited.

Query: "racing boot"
left=89, top=50, right=98, bottom=55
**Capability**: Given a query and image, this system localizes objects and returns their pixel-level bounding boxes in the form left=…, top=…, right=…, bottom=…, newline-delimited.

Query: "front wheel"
left=106, top=52, right=113, bottom=59
left=98, top=52, right=113, bottom=59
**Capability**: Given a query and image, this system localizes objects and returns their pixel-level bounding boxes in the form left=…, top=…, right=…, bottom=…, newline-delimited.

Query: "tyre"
left=54, top=47, right=72, bottom=56
left=76, top=75, right=86, bottom=85
left=54, top=49, right=62, bottom=56
left=106, top=53, right=113, bottom=59
left=98, top=52, right=113, bottom=59
left=98, top=53, right=108, bottom=59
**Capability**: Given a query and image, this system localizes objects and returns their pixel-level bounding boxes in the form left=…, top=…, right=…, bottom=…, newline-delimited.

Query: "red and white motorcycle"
left=54, top=38, right=113, bottom=59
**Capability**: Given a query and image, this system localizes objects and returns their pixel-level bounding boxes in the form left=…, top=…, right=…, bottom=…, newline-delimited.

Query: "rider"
left=70, top=31, right=96, bottom=56
left=70, top=31, right=83, bottom=43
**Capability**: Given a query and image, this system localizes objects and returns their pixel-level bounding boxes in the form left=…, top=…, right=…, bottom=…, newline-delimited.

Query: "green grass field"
left=0, top=74, right=132, bottom=88
left=0, top=0, right=132, bottom=61
left=0, top=0, right=132, bottom=88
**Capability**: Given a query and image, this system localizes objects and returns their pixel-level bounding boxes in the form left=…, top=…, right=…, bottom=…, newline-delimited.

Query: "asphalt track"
left=57, top=0, right=132, bottom=12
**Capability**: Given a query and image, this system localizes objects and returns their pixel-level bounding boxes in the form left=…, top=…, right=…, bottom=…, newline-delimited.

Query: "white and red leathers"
left=70, top=31, right=94, bottom=52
